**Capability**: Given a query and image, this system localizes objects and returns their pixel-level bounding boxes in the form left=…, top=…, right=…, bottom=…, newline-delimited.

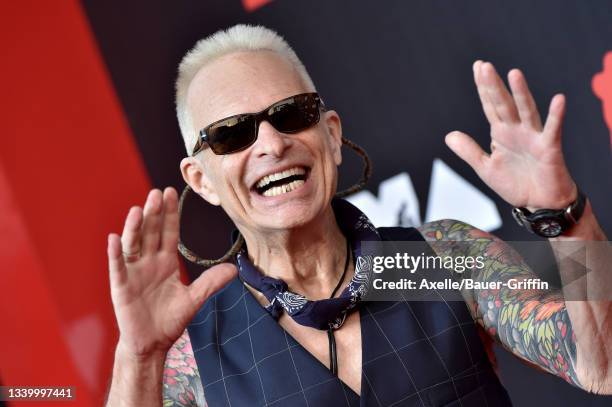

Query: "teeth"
left=262, top=180, right=305, bottom=197
left=256, top=167, right=306, bottom=189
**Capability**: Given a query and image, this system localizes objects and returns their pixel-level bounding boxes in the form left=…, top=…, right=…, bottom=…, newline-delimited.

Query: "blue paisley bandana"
left=236, top=198, right=380, bottom=330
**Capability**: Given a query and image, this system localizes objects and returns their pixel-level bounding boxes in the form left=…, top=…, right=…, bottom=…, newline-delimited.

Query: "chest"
left=278, top=309, right=362, bottom=394
left=189, top=278, right=508, bottom=407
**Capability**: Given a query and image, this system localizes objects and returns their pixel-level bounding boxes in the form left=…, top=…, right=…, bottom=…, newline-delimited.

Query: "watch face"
left=533, top=218, right=563, bottom=237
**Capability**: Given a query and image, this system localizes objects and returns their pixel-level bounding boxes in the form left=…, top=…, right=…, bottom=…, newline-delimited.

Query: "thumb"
left=445, top=131, right=489, bottom=177
left=188, top=263, right=238, bottom=308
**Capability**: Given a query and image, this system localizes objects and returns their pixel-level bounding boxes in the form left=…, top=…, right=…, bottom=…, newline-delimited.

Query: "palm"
left=447, top=61, right=577, bottom=209
left=111, top=253, right=187, bottom=352
left=107, top=188, right=236, bottom=357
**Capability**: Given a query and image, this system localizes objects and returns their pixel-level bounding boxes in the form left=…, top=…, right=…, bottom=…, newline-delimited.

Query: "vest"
left=187, top=227, right=513, bottom=406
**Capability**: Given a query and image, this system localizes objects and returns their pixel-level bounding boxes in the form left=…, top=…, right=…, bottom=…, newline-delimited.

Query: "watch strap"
left=564, top=188, right=586, bottom=224
left=511, top=188, right=587, bottom=236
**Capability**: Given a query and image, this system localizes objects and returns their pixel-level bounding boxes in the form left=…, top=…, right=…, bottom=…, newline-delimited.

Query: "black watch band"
left=511, top=188, right=587, bottom=238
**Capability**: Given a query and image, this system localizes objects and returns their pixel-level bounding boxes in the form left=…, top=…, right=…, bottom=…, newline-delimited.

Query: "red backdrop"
left=0, top=1, right=150, bottom=405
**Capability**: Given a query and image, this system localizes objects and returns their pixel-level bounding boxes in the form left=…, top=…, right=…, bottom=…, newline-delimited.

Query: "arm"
left=418, top=220, right=602, bottom=390
left=106, top=328, right=206, bottom=407
left=435, top=60, right=612, bottom=393
left=163, top=330, right=206, bottom=407
left=549, top=202, right=611, bottom=392
left=106, top=345, right=166, bottom=406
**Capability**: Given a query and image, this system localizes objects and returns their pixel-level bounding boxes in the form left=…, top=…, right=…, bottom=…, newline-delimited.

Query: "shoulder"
left=163, top=329, right=206, bottom=407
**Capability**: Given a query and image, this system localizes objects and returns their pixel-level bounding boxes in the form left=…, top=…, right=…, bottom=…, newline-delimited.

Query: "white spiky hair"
left=175, top=24, right=317, bottom=154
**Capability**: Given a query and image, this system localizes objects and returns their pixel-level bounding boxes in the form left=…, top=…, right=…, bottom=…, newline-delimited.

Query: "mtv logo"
left=346, top=159, right=502, bottom=232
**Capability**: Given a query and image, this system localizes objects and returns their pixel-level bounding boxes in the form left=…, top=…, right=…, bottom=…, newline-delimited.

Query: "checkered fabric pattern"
left=187, top=227, right=512, bottom=406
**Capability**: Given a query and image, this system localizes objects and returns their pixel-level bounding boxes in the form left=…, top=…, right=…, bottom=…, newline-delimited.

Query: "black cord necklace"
left=327, top=238, right=351, bottom=376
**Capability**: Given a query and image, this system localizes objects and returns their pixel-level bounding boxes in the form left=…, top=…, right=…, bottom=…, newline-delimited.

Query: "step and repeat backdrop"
left=1, top=0, right=611, bottom=405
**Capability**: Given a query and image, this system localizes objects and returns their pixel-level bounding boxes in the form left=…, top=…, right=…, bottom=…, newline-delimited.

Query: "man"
left=105, top=25, right=610, bottom=406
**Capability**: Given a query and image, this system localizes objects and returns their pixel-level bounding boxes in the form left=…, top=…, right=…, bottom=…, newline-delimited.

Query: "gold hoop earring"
left=177, top=137, right=372, bottom=267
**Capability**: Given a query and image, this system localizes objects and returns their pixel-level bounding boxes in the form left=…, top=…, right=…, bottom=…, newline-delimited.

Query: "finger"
left=188, top=263, right=238, bottom=309
left=507, top=69, right=543, bottom=130
left=141, top=189, right=163, bottom=254
left=473, top=60, right=500, bottom=124
left=543, top=94, right=566, bottom=142
left=445, top=131, right=489, bottom=176
left=108, top=233, right=127, bottom=286
left=161, top=187, right=179, bottom=253
left=120, top=206, right=143, bottom=260
left=481, top=62, right=520, bottom=123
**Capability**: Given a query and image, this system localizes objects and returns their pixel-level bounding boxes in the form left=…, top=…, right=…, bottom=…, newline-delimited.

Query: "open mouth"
left=254, top=166, right=309, bottom=197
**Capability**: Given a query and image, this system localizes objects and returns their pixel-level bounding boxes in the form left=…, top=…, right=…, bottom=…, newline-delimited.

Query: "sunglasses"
left=192, top=92, right=325, bottom=155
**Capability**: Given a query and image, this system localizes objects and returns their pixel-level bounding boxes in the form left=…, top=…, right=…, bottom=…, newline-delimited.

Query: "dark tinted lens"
left=206, top=115, right=257, bottom=154
left=268, top=95, right=320, bottom=133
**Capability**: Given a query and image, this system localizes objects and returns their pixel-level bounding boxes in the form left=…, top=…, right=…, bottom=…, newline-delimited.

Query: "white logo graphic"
left=346, top=158, right=502, bottom=232
left=347, top=172, right=422, bottom=227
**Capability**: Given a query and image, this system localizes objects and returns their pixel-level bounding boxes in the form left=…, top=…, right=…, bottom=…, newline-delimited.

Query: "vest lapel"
left=242, top=282, right=360, bottom=406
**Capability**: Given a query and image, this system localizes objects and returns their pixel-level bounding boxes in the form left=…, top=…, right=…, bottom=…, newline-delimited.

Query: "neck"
left=240, top=204, right=349, bottom=300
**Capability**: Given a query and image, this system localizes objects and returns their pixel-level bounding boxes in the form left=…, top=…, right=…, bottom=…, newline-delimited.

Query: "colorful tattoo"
left=418, top=220, right=579, bottom=387
left=163, top=330, right=206, bottom=407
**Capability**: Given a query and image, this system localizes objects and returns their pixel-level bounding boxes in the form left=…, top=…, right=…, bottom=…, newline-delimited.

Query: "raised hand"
left=445, top=61, right=578, bottom=209
left=107, top=187, right=237, bottom=359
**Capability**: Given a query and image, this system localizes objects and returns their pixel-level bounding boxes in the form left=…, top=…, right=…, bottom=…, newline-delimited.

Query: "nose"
left=251, top=120, right=291, bottom=158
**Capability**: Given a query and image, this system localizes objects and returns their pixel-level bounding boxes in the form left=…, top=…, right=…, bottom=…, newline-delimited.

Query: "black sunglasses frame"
left=192, top=92, right=325, bottom=156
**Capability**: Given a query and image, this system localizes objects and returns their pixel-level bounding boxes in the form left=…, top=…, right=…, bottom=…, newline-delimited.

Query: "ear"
left=180, top=156, right=221, bottom=206
left=323, top=110, right=343, bottom=166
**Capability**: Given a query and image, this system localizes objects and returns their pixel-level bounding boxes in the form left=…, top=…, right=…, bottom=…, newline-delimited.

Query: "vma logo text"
left=346, top=159, right=502, bottom=232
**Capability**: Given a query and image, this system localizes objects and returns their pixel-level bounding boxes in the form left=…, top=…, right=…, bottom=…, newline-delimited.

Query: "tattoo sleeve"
left=163, top=330, right=207, bottom=407
left=418, top=220, right=579, bottom=387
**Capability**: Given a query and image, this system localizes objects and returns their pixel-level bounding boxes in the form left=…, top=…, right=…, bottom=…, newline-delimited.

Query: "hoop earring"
left=177, top=186, right=245, bottom=268
left=177, top=137, right=372, bottom=267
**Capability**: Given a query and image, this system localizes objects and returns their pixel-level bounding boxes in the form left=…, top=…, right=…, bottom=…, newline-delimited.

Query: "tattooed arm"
left=163, top=330, right=206, bottom=407
left=418, top=215, right=611, bottom=394
left=429, top=56, right=612, bottom=392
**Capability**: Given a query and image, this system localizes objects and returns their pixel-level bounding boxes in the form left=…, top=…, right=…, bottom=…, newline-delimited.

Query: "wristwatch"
left=511, top=189, right=587, bottom=238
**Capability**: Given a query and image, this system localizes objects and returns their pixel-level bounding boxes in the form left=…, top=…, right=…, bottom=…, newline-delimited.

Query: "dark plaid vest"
left=187, top=227, right=513, bottom=406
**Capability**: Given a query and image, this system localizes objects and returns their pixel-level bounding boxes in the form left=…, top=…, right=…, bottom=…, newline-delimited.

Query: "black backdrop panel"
left=82, top=0, right=612, bottom=405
